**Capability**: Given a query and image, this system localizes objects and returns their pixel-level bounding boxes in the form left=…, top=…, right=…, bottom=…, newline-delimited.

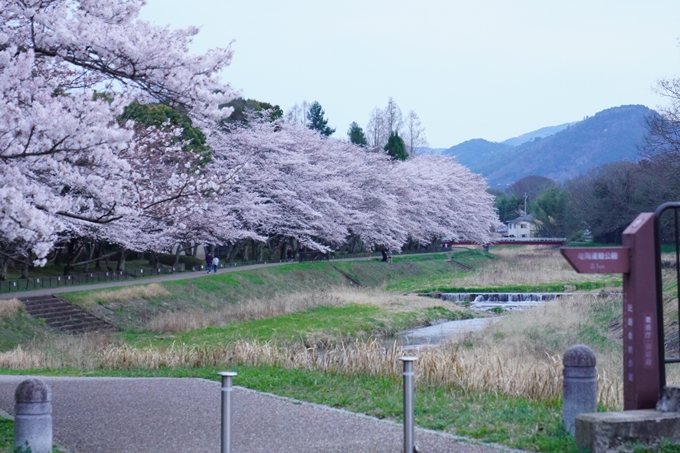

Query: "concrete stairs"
left=19, top=295, right=116, bottom=334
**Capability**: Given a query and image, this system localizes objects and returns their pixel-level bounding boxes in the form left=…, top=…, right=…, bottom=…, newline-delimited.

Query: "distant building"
left=507, top=214, right=535, bottom=238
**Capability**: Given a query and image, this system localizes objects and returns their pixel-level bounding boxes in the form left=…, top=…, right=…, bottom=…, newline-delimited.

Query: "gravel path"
left=0, top=375, right=517, bottom=453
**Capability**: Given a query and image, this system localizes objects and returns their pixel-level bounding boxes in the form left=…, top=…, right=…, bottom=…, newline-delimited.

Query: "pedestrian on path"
left=387, top=250, right=392, bottom=263
left=212, top=256, right=219, bottom=273
left=206, top=252, right=213, bottom=273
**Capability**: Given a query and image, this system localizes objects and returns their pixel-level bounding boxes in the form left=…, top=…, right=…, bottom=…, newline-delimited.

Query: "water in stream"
left=393, top=292, right=570, bottom=349
left=392, top=317, right=502, bottom=349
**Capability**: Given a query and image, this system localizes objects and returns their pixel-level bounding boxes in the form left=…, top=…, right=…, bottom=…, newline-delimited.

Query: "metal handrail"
left=653, top=201, right=680, bottom=389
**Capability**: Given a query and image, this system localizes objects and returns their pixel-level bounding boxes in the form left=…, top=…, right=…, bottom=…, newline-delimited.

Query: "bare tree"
left=366, top=107, right=387, bottom=149
left=383, top=97, right=403, bottom=136
left=403, top=110, right=428, bottom=157
left=285, top=101, right=311, bottom=126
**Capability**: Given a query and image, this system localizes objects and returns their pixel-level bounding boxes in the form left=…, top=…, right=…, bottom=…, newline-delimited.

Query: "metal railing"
left=0, top=266, right=182, bottom=294
left=654, top=202, right=680, bottom=388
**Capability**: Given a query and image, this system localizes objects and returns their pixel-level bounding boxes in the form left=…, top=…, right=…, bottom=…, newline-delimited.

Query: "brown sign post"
left=561, top=212, right=662, bottom=410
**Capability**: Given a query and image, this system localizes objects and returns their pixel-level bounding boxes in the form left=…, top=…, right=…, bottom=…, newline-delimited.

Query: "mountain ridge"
left=440, top=104, right=652, bottom=188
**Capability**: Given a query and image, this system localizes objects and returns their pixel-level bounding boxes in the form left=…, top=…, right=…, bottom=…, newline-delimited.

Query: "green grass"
left=0, top=417, right=12, bottom=453
left=61, top=261, right=349, bottom=328
left=0, top=416, right=67, bottom=453
left=122, top=303, right=474, bottom=347
left=0, top=310, right=55, bottom=352
left=60, top=252, right=478, bottom=329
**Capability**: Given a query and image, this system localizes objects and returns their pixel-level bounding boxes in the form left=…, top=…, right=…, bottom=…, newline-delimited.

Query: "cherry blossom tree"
left=0, top=0, right=237, bottom=264
left=207, top=116, right=498, bottom=252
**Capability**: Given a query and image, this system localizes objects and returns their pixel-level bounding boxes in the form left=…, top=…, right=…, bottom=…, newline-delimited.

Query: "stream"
left=392, top=292, right=590, bottom=349
left=392, top=317, right=502, bottom=349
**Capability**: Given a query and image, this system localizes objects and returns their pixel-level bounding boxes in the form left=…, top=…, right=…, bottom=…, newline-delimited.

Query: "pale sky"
left=140, top=1, right=680, bottom=148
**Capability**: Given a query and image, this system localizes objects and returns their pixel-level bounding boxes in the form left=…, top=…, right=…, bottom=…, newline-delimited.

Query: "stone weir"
left=441, top=292, right=570, bottom=302
left=441, top=292, right=572, bottom=312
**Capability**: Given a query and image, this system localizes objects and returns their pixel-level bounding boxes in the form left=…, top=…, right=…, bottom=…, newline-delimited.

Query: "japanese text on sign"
left=577, top=251, right=619, bottom=260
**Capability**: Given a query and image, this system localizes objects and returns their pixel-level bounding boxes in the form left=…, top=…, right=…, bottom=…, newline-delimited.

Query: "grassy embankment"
left=0, top=247, right=639, bottom=452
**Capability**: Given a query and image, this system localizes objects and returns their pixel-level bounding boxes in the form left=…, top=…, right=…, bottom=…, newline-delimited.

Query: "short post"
left=219, top=371, right=237, bottom=453
left=563, top=345, right=597, bottom=435
left=400, top=357, right=417, bottom=453
left=14, top=379, right=52, bottom=453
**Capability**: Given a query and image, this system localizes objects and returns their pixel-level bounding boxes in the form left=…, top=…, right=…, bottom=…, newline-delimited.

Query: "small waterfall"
left=440, top=292, right=570, bottom=311
left=439, top=291, right=620, bottom=311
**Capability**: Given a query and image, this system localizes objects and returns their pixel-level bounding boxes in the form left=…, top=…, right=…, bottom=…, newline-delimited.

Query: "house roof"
left=507, top=214, right=534, bottom=224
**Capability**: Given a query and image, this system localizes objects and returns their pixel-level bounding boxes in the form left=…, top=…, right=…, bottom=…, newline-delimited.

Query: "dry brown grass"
left=0, top=337, right=619, bottom=407
left=145, top=287, right=450, bottom=333
left=459, top=246, right=614, bottom=288
left=0, top=298, right=22, bottom=319
left=78, top=284, right=171, bottom=308
left=454, top=293, right=623, bottom=408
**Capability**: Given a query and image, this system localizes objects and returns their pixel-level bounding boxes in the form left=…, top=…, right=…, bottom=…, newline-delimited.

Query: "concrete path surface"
left=0, top=375, right=515, bottom=453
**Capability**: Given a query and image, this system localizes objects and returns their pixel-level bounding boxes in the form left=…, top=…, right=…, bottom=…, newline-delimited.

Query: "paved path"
left=0, top=375, right=515, bottom=453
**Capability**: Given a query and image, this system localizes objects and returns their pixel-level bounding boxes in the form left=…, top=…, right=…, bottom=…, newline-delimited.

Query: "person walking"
left=387, top=249, right=393, bottom=263
left=206, top=252, right=213, bottom=273
left=212, top=255, right=219, bottom=273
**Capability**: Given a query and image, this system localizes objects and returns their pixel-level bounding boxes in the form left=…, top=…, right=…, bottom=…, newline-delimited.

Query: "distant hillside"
left=442, top=105, right=653, bottom=188
left=502, top=122, right=574, bottom=147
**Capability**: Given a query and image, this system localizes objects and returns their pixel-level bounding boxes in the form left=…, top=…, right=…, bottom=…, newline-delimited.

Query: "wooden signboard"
left=561, top=247, right=629, bottom=274
left=560, top=212, right=661, bottom=410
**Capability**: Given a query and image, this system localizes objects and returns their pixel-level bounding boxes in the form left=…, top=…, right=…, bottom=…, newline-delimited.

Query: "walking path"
left=0, top=375, right=516, bottom=453
left=0, top=261, right=301, bottom=300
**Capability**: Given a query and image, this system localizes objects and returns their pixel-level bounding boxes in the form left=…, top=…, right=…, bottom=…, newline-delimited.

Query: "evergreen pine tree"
left=384, top=132, right=408, bottom=161
left=306, top=101, right=335, bottom=136
left=347, top=122, right=368, bottom=146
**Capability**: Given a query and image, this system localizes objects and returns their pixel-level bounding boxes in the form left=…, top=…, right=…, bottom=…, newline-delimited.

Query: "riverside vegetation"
left=0, top=246, right=661, bottom=453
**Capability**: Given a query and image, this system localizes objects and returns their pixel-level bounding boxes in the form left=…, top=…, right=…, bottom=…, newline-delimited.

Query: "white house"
left=507, top=214, right=535, bottom=238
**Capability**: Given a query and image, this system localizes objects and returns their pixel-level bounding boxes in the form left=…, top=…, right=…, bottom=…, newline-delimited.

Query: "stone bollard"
left=563, top=345, right=597, bottom=435
left=14, top=379, right=52, bottom=453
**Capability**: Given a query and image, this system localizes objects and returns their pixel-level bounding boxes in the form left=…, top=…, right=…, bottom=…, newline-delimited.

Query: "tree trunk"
left=0, top=255, right=9, bottom=281
left=104, top=253, right=113, bottom=271
left=227, top=241, right=240, bottom=263
left=116, top=247, right=126, bottom=272
left=94, top=242, right=103, bottom=270
left=54, top=244, right=64, bottom=266
left=84, top=243, right=95, bottom=272
left=174, top=244, right=182, bottom=267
